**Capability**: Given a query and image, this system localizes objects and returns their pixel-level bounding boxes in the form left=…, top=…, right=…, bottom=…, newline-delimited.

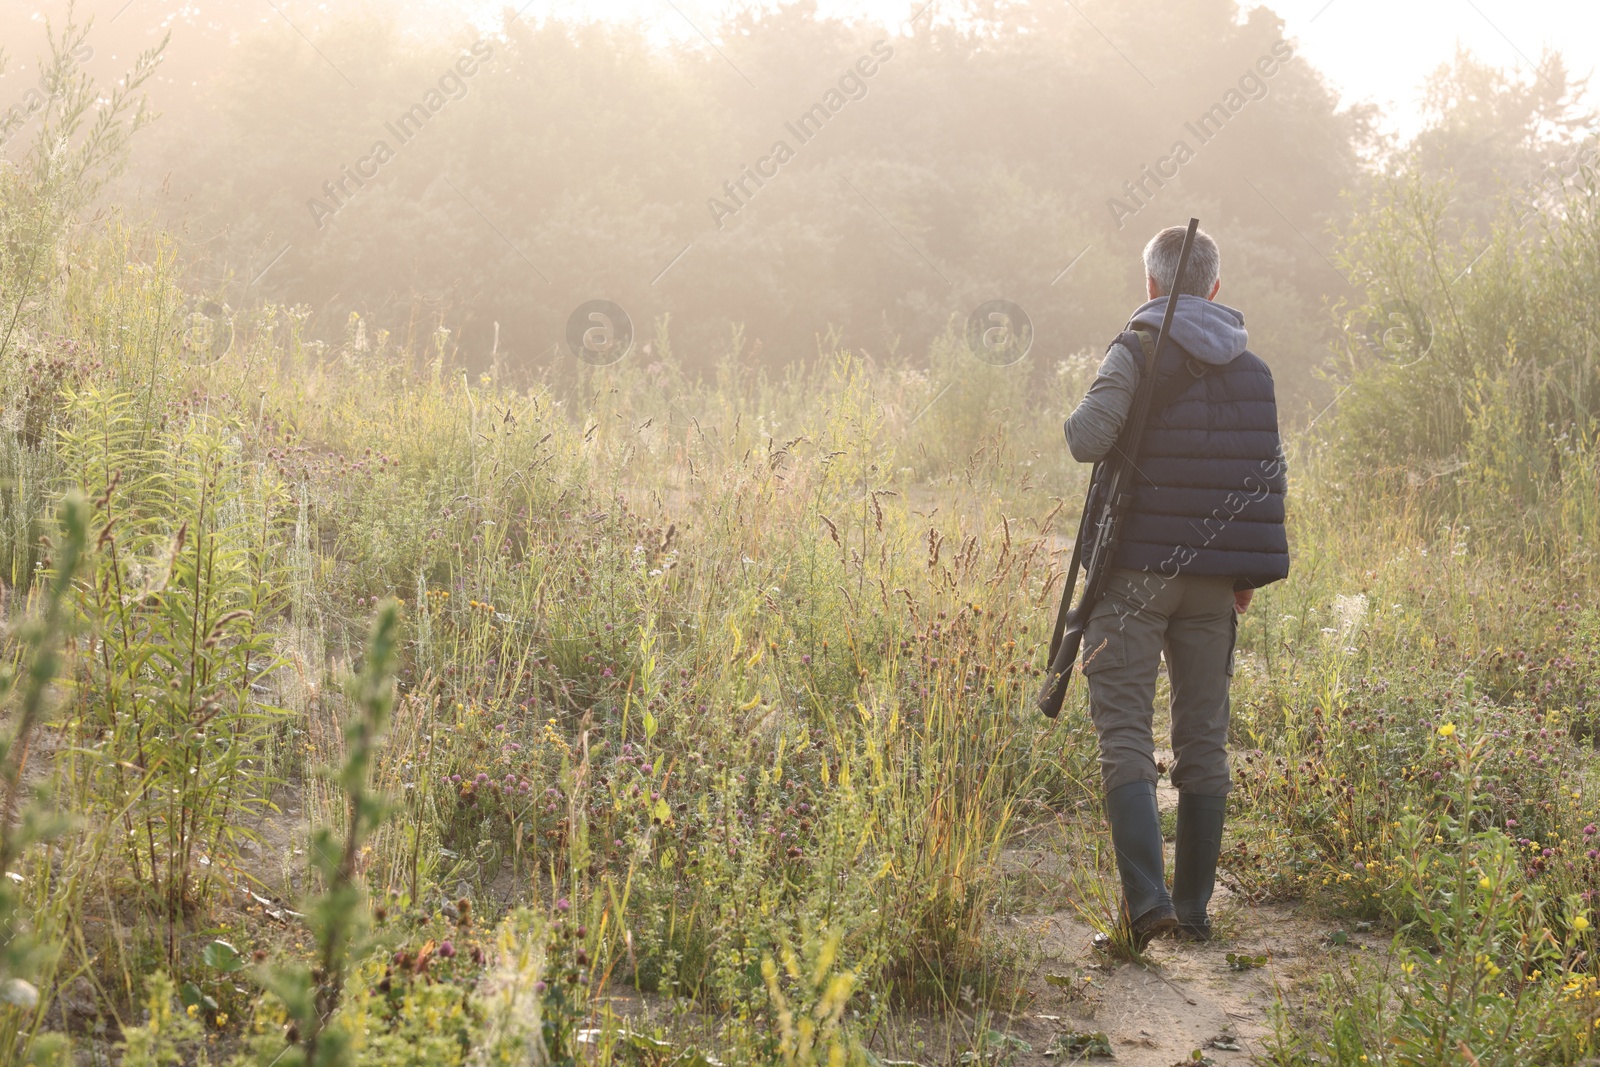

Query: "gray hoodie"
left=1063, top=294, right=1250, bottom=463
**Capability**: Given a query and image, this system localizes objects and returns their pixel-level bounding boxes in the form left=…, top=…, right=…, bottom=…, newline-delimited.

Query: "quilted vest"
left=1110, top=328, right=1290, bottom=589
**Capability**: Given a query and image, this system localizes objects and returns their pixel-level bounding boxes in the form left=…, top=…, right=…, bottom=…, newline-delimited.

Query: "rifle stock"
left=1037, top=620, right=1084, bottom=718
left=1036, top=217, right=1201, bottom=718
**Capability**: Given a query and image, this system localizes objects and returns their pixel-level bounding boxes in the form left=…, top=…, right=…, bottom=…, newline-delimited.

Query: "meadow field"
left=4, top=11, right=1600, bottom=1067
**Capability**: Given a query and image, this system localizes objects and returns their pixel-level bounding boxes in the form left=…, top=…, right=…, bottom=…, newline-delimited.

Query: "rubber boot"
left=1172, top=792, right=1228, bottom=941
left=1104, top=780, right=1176, bottom=950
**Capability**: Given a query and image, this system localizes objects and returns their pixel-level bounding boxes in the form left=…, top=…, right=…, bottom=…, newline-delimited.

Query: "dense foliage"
left=6, top=0, right=1387, bottom=404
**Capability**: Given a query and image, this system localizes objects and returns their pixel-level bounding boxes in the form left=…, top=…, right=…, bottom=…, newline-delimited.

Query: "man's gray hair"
left=1143, top=225, right=1220, bottom=298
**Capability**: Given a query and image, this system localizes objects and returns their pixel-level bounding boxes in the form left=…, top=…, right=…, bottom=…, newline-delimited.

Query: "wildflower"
left=439, top=940, right=457, bottom=958
left=1576, top=916, right=1592, bottom=933
left=1480, top=877, right=1492, bottom=889
left=1438, top=722, right=1456, bottom=737
left=556, top=897, right=570, bottom=912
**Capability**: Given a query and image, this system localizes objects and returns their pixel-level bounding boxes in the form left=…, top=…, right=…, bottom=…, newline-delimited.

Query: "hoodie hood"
left=1128, top=294, right=1248, bottom=366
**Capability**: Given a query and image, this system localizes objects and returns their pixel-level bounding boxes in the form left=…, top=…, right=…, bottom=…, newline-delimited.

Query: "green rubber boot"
left=1104, top=780, right=1177, bottom=950
left=1172, top=792, right=1228, bottom=941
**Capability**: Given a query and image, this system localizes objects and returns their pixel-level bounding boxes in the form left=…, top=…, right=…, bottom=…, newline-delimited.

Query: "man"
left=1063, top=225, right=1289, bottom=948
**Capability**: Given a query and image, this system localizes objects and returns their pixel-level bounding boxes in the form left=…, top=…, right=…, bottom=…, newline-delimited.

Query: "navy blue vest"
left=1111, top=329, right=1290, bottom=589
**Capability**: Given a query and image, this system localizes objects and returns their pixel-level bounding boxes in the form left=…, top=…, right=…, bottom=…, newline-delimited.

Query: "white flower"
left=1331, top=593, right=1368, bottom=642
left=0, top=980, right=38, bottom=1010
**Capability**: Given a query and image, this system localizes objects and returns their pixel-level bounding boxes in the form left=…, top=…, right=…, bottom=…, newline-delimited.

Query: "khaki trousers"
left=1081, top=568, right=1238, bottom=797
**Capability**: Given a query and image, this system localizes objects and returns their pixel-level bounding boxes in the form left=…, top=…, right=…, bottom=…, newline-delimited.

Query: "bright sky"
left=510, top=0, right=1600, bottom=140
left=1266, top=0, right=1600, bottom=138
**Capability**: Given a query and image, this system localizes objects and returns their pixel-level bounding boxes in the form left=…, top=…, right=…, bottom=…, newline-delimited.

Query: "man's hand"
left=1234, top=589, right=1253, bottom=614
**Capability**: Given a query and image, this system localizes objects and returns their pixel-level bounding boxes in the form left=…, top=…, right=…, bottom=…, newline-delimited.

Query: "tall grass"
left=0, top=493, right=87, bottom=1067
left=3, top=186, right=1104, bottom=1059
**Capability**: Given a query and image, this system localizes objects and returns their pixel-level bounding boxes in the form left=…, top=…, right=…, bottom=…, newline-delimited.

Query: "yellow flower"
left=1576, top=916, right=1591, bottom=933
left=1480, top=877, right=1492, bottom=889
left=1438, top=722, right=1456, bottom=737
left=186, top=1004, right=198, bottom=1017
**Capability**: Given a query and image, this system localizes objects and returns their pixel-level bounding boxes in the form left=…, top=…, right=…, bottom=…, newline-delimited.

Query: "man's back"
left=1065, top=293, right=1289, bottom=590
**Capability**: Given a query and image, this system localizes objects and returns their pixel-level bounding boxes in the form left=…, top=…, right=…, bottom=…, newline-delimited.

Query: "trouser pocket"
left=1081, top=570, right=1158, bottom=676
left=1081, top=607, right=1128, bottom=676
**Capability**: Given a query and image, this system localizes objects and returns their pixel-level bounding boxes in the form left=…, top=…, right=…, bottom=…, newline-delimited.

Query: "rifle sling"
left=1128, top=327, right=1211, bottom=417
left=1045, top=464, right=1097, bottom=665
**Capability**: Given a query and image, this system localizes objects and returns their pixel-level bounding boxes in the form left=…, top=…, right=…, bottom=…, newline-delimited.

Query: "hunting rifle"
left=1036, top=217, right=1201, bottom=718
